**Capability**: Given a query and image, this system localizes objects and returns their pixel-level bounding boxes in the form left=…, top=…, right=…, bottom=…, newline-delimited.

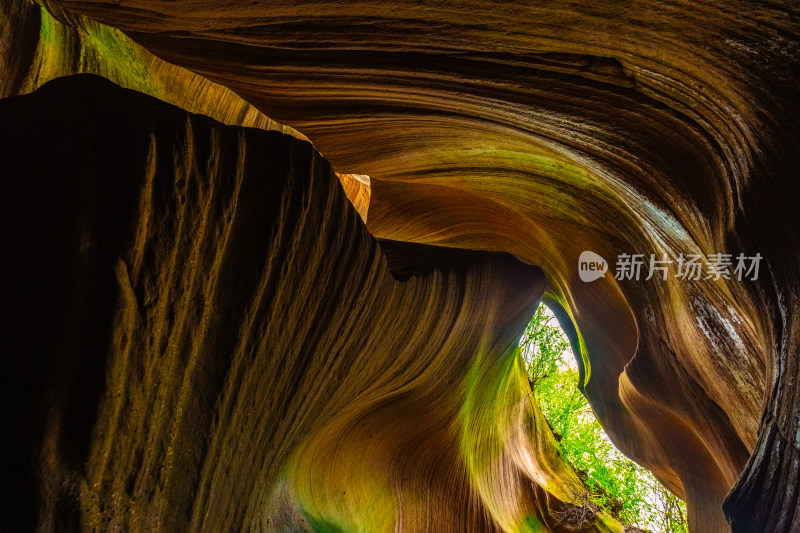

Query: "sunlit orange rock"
left=2, top=0, right=800, bottom=531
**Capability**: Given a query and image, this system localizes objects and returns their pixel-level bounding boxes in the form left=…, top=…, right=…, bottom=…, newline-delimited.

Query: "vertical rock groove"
left=2, top=0, right=800, bottom=531
left=0, top=75, right=613, bottom=532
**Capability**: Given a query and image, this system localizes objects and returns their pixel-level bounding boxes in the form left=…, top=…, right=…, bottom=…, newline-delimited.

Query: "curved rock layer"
left=2, top=1, right=800, bottom=532
left=0, top=0, right=371, bottom=221
left=0, top=75, right=622, bottom=533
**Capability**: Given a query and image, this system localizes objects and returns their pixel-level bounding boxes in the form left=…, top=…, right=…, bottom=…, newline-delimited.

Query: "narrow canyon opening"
left=2, top=1, right=800, bottom=531
left=520, top=304, right=688, bottom=533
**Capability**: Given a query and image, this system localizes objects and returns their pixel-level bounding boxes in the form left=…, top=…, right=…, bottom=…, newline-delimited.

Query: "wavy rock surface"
left=0, top=0, right=371, bottom=221
left=2, top=1, right=800, bottom=532
left=0, top=75, right=622, bottom=533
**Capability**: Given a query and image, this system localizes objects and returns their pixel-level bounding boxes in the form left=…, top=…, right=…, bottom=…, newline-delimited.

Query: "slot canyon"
left=1, top=1, right=799, bottom=531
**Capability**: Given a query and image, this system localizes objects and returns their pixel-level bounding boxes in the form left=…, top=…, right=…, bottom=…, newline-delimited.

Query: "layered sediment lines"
left=0, top=0, right=371, bottom=222
left=3, top=1, right=800, bottom=531
left=0, top=75, right=619, bottom=532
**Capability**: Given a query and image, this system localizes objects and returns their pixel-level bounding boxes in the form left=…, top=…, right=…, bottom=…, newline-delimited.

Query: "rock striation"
left=2, top=0, right=800, bottom=531
left=1, top=75, right=619, bottom=533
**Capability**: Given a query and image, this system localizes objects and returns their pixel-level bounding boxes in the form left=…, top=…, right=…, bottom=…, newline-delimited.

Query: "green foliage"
left=520, top=305, right=571, bottom=390
left=521, top=304, right=688, bottom=533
